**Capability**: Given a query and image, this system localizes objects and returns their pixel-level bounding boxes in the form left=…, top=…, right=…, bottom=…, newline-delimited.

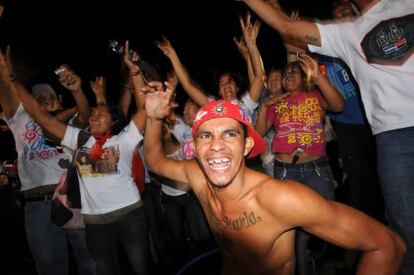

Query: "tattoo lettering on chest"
left=197, top=192, right=262, bottom=231
left=220, top=211, right=262, bottom=231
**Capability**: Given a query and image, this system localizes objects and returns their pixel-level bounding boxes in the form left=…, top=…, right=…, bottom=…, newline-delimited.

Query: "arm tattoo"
left=304, top=35, right=318, bottom=45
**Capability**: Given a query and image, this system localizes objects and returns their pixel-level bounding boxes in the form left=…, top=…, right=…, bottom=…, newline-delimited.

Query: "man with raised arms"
left=143, top=81, right=405, bottom=275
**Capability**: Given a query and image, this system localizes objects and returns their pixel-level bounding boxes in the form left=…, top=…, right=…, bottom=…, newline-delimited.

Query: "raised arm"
left=0, top=51, right=66, bottom=140
left=143, top=81, right=192, bottom=185
left=283, top=11, right=308, bottom=63
left=299, top=53, right=344, bottom=112
left=123, top=41, right=147, bottom=133
left=156, top=37, right=208, bottom=106
left=118, top=79, right=133, bottom=117
left=240, top=13, right=265, bottom=103
left=269, top=181, right=406, bottom=275
left=55, top=106, right=78, bottom=123
left=234, top=36, right=255, bottom=84
left=15, top=82, right=67, bottom=141
left=57, top=65, right=90, bottom=128
left=0, top=47, right=20, bottom=119
left=243, top=0, right=321, bottom=47
left=90, top=75, right=107, bottom=106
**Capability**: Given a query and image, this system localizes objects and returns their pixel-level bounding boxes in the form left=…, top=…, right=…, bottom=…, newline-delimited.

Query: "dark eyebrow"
left=223, top=128, right=242, bottom=135
left=196, top=130, right=211, bottom=137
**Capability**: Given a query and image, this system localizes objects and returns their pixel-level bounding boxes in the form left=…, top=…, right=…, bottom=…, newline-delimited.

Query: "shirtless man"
left=143, top=81, right=406, bottom=275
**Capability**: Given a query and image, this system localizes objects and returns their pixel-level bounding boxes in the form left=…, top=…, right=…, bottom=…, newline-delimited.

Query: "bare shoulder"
left=251, top=173, right=324, bottom=221
left=253, top=173, right=310, bottom=204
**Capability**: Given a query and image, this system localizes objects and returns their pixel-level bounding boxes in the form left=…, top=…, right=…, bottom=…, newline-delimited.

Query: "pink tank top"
left=267, top=90, right=326, bottom=157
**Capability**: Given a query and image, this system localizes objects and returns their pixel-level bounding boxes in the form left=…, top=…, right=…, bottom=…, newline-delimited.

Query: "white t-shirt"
left=5, top=104, right=65, bottom=191
left=161, top=147, right=187, bottom=196
left=171, top=117, right=194, bottom=160
left=308, top=0, right=414, bottom=135
left=61, top=121, right=142, bottom=215
left=240, top=92, right=259, bottom=115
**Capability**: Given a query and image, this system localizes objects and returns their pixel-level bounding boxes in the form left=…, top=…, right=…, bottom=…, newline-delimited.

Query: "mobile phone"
left=108, top=40, right=163, bottom=84
left=108, top=40, right=130, bottom=57
left=54, top=68, right=65, bottom=76
left=136, top=59, right=162, bottom=84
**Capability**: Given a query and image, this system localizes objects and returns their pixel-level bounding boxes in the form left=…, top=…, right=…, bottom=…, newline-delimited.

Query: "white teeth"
left=207, top=158, right=231, bottom=171
left=208, top=158, right=229, bottom=164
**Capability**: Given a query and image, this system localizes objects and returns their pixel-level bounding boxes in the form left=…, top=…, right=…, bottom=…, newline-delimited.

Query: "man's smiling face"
left=194, top=117, right=253, bottom=188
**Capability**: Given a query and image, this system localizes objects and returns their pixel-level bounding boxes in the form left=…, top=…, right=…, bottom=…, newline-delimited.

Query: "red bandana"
left=89, top=133, right=112, bottom=161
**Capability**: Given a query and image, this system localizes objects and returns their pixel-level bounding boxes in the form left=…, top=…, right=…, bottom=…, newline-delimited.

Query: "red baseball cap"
left=192, top=100, right=266, bottom=158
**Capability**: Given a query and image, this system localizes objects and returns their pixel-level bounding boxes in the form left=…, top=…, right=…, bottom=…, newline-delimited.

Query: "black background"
left=0, top=0, right=333, bottom=106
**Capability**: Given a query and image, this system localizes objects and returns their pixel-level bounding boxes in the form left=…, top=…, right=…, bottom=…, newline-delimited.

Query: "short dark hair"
left=214, top=71, right=247, bottom=97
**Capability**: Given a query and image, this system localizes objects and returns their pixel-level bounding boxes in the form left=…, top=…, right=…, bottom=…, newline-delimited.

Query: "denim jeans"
left=274, top=157, right=335, bottom=275
left=85, top=205, right=150, bottom=275
left=376, top=127, right=414, bottom=275
left=66, top=229, right=97, bottom=275
left=25, top=200, right=96, bottom=275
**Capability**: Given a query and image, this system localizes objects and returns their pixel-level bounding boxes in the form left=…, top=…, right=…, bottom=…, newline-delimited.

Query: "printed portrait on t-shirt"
left=75, top=145, right=120, bottom=177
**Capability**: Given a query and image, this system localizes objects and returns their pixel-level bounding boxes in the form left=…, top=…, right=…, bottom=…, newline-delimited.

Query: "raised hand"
left=240, top=12, right=261, bottom=45
left=57, top=65, right=82, bottom=92
left=0, top=47, right=21, bottom=119
left=263, top=92, right=288, bottom=108
left=90, top=76, right=106, bottom=96
left=233, top=36, right=249, bottom=60
left=156, top=36, right=176, bottom=59
left=90, top=76, right=107, bottom=104
left=123, top=40, right=140, bottom=73
left=143, top=81, right=176, bottom=120
left=298, top=53, right=319, bottom=86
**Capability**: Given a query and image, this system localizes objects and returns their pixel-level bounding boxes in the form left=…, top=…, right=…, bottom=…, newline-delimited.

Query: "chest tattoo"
left=197, top=192, right=262, bottom=231
left=219, top=211, right=262, bottom=231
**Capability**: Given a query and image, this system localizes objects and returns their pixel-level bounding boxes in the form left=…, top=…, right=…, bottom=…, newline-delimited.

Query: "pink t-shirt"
left=267, top=90, right=326, bottom=157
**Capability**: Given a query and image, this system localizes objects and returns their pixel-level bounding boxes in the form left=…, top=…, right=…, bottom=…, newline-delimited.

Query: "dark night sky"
left=0, top=0, right=333, bottom=104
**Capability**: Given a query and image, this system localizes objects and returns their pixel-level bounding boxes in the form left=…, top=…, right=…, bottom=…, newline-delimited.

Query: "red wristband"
left=129, top=69, right=140, bottom=77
